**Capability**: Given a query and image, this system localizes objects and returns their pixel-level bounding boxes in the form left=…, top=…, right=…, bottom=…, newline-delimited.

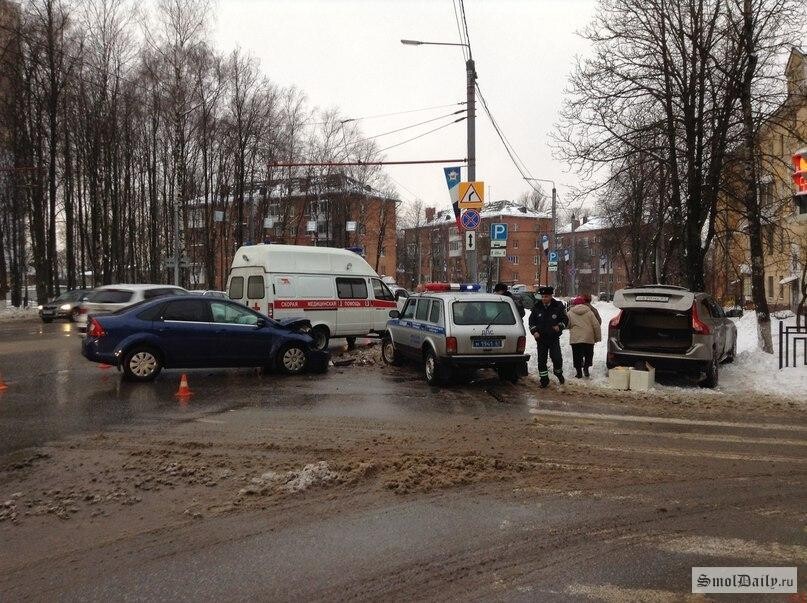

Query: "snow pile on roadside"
left=524, top=301, right=806, bottom=403
left=240, top=461, right=338, bottom=496
left=0, top=305, right=38, bottom=322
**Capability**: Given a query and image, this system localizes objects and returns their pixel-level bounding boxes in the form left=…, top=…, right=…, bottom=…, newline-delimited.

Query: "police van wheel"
left=310, top=326, right=329, bottom=351
left=424, top=350, right=448, bottom=386
left=382, top=337, right=403, bottom=366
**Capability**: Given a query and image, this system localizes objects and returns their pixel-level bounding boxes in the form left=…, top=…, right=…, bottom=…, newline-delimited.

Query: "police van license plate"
left=473, top=338, right=502, bottom=348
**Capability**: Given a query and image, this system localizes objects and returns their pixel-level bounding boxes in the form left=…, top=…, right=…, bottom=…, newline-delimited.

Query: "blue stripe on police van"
left=388, top=318, right=446, bottom=335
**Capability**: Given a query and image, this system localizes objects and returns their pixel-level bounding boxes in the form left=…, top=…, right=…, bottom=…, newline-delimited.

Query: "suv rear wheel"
left=700, top=353, right=719, bottom=388
left=424, top=349, right=449, bottom=386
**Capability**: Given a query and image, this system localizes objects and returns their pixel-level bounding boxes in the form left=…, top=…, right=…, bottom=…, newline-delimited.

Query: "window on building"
left=767, top=275, right=773, bottom=296
left=512, top=222, right=519, bottom=231
left=535, top=237, right=541, bottom=248
left=533, top=255, right=538, bottom=265
left=514, top=240, right=519, bottom=249
left=779, top=278, right=784, bottom=299
left=512, top=255, right=519, bottom=265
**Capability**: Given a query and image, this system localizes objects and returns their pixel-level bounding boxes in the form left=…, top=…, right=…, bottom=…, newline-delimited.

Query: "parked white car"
left=77, top=284, right=188, bottom=332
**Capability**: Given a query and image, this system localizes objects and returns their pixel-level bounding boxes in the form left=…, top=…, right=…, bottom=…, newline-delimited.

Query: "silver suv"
left=607, top=285, right=738, bottom=387
left=382, top=292, right=530, bottom=385
left=77, top=284, right=188, bottom=332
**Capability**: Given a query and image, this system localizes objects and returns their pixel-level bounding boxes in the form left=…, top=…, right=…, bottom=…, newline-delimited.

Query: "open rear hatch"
left=613, top=288, right=694, bottom=353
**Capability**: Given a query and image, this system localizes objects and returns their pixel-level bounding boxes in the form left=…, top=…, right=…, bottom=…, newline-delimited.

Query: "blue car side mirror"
left=255, top=318, right=266, bottom=328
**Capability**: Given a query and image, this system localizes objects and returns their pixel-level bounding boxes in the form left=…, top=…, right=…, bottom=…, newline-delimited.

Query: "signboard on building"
left=306, top=220, right=317, bottom=232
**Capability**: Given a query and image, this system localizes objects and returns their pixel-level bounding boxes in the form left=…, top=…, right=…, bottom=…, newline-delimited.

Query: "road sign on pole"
left=465, top=231, right=476, bottom=251
left=460, top=209, right=481, bottom=230
left=490, top=240, right=506, bottom=248
left=490, top=222, right=508, bottom=240
left=490, top=248, right=506, bottom=258
left=548, top=250, right=559, bottom=263
left=458, top=181, right=485, bottom=209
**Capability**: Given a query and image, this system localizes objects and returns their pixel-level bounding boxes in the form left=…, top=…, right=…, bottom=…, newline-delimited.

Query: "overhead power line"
left=354, top=109, right=466, bottom=144
left=377, top=116, right=467, bottom=153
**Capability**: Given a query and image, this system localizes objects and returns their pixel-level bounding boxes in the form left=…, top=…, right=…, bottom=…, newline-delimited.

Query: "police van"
left=382, top=283, right=530, bottom=386
left=227, top=244, right=398, bottom=350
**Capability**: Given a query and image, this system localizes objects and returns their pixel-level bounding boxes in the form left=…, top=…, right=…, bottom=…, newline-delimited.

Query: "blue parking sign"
left=490, top=222, right=508, bottom=240
left=548, top=250, right=558, bottom=262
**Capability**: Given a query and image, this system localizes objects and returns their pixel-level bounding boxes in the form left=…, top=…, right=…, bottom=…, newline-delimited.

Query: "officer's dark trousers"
left=537, top=337, right=563, bottom=378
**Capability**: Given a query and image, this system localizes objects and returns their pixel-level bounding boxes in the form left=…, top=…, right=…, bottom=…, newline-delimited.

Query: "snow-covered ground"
left=524, top=301, right=807, bottom=403
left=0, top=304, right=38, bottom=322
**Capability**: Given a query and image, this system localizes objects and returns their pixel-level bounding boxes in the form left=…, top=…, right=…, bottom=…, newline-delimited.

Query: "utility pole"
left=466, top=58, right=477, bottom=284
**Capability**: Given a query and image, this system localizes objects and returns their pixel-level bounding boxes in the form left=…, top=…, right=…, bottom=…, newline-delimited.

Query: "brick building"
left=397, top=200, right=552, bottom=290
left=709, top=47, right=807, bottom=312
left=557, top=216, right=631, bottom=297
left=187, top=174, right=398, bottom=290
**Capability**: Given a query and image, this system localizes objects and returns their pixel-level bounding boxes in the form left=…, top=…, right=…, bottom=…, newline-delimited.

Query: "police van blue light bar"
left=423, top=282, right=482, bottom=292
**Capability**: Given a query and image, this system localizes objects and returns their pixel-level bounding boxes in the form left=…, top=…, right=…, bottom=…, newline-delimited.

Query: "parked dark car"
left=38, top=288, right=92, bottom=322
left=81, top=296, right=329, bottom=381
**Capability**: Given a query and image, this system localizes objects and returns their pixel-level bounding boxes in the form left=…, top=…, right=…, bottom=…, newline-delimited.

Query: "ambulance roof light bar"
left=423, top=282, right=482, bottom=292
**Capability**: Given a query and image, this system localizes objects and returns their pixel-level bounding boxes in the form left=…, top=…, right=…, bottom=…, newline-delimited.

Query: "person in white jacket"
left=567, top=296, right=602, bottom=378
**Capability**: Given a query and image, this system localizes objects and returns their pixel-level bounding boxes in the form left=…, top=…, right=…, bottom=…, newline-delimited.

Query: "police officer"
left=528, top=286, right=568, bottom=387
left=493, top=282, right=525, bottom=318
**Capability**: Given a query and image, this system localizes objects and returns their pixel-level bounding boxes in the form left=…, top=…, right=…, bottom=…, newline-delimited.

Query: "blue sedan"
left=81, top=296, right=329, bottom=381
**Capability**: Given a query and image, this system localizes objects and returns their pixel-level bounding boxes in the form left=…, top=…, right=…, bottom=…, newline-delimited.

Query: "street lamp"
left=524, top=178, right=557, bottom=289
left=401, top=38, right=477, bottom=283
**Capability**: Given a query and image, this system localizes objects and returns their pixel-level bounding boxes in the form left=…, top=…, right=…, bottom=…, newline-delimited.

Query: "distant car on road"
left=77, top=284, right=188, bottom=332
left=598, top=291, right=613, bottom=302
left=81, top=295, right=328, bottom=381
left=38, top=288, right=92, bottom=323
left=607, top=285, right=738, bottom=388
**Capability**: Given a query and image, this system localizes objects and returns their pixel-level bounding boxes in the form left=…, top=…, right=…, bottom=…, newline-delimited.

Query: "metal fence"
left=778, top=320, right=807, bottom=369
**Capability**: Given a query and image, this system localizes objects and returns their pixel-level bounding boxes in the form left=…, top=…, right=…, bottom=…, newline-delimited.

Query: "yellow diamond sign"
left=458, top=181, right=484, bottom=209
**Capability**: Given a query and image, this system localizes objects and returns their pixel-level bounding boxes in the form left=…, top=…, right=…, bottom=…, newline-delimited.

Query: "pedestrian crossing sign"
left=458, top=181, right=484, bottom=209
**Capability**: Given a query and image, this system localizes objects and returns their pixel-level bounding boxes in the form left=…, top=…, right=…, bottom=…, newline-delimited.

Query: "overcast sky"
left=213, top=0, right=597, bottom=216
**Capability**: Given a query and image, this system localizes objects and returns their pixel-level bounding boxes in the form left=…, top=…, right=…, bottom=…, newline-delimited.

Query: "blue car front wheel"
left=277, top=344, right=308, bottom=375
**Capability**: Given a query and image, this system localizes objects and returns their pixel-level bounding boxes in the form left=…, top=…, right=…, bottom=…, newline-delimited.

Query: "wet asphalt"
left=0, top=318, right=535, bottom=455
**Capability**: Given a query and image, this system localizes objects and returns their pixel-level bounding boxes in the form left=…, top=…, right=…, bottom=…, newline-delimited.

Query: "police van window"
left=401, top=299, right=417, bottom=320
left=229, top=276, right=244, bottom=299
left=415, top=299, right=431, bottom=321
left=429, top=299, right=442, bottom=324
left=163, top=299, right=209, bottom=322
left=371, top=278, right=395, bottom=301
left=336, top=277, right=368, bottom=299
left=247, top=276, right=265, bottom=299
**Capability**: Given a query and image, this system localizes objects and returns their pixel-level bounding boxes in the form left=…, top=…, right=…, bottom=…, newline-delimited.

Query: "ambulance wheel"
left=346, top=336, right=357, bottom=350
left=310, top=326, right=329, bottom=351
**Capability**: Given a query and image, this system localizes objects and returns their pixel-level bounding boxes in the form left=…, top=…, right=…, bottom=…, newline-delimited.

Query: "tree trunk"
left=740, top=0, right=772, bottom=353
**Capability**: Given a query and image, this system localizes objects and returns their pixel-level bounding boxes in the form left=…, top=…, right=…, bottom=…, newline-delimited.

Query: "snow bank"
left=0, top=305, right=38, bottom=322
left=524, top=302, right=806, bottom=403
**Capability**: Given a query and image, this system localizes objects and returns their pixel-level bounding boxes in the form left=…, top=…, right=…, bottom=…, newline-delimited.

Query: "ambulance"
left=226, top=244, right=398, bottom=350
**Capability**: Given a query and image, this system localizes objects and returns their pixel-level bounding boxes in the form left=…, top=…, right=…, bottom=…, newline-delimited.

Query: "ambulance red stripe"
left=270, top=299, right=397, bottom=310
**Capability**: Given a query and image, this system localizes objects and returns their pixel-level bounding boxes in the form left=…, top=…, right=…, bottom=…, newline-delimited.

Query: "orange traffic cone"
left=175, top=373, right=192, bottom=398
left=0, top=372, right=8, bottom=390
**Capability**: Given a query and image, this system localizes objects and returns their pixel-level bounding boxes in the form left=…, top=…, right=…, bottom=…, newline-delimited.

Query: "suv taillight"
left=87, top=318, right=106, bottom=338
left=691, top=303, right=710, bottom=335
left=446, top=337, right=457, bottom=354
left=517, top=336, right=526, bottom=353
left=609, top=310, right=623, bottom=328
